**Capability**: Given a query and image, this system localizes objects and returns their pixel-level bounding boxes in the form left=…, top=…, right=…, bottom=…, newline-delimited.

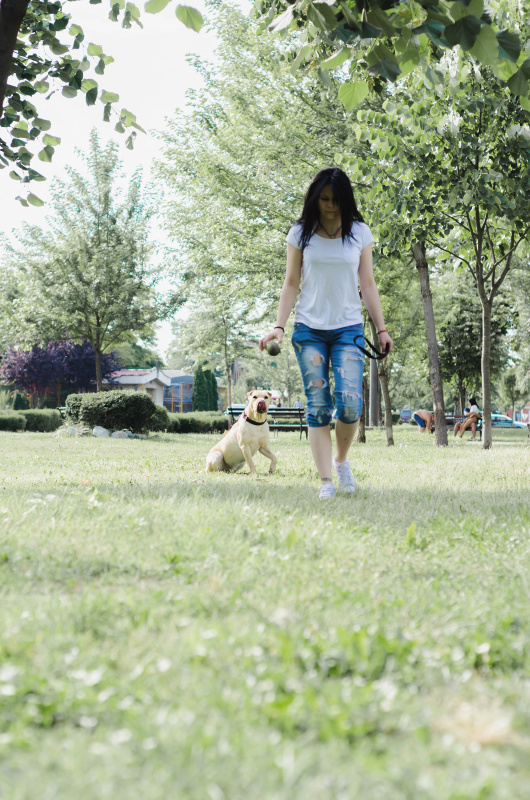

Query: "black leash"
left=353, top=335, right=390, bottom=361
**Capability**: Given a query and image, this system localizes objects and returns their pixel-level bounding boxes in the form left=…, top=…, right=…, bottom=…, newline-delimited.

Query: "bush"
left=0, top=411, right=26, bottom=432
left=151, top=405, right=171, bottom=432
left=65, top=393, right=85, bottom=424
left=65, top=390, right=157, bottom=433
left=168, top=412, right=229, bottom=434
left=19, top=409, right=62, bottom=432
left=12, top=391, right=29, bottom=410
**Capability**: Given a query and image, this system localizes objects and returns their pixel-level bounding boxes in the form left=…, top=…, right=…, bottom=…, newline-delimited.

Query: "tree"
left=191, top=361, right=218, bottom=411
left=345, top=51, right=530, bottom=447
left=112, top=341, right=164, bottom=369
left=259, top=0, right=530, bottom=110
left=0, top=339, right=120, bottom=406
left=437, top=275, right=510, bottom=413
left=2, top=131, right=182, bottom=390
left=500, top=368, right=525, bottom=419
left=0, top=0, right=202, bottom=197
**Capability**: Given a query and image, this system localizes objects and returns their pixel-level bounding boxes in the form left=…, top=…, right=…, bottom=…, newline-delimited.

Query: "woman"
left=259, top=168, right=393, bottom=499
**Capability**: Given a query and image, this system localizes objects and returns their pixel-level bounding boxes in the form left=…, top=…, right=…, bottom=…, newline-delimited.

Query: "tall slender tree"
left=2, top=130, right=182, bottom=390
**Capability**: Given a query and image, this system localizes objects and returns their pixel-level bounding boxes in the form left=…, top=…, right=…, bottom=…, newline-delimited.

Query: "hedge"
left=0, top=411, right=26, bottom=432
left=65, top=390, right=157, bottom=433
left=151, top=405, right=171, bottom=432
left=19, top=409, right=62, bottom=432
left=168, top=412, right=229, bottom=434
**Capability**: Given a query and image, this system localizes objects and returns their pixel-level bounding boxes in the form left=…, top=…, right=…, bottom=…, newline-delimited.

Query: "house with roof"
left=163, top=369, right=227, bottom=413
left=108, top=368, right=171, bottom=407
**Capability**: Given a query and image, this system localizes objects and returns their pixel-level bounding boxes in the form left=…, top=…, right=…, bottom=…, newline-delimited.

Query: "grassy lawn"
left=1, top=426, right=530, bottom=799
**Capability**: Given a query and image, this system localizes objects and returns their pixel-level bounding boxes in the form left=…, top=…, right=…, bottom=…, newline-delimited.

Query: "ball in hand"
left=266, top=340, right=281, bottom=357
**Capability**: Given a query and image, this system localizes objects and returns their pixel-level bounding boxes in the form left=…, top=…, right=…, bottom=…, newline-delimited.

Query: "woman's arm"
left=259, top=244, right=302, bottom=349
left=358, top=244, right=393, bottom=353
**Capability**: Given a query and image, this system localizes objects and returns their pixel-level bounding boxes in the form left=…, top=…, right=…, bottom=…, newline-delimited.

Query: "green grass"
left=1, top=426, right=530, bottom=799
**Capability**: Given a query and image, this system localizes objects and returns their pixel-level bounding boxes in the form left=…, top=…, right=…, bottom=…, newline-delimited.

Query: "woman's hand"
left=259, top=329, right=283, bottom=351
left=377, top=330, right=393, bottom=354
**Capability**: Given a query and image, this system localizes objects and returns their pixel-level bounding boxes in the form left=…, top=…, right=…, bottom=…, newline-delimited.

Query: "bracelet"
left=377, top=329, right=388, bottom=334
left=274, top=326, right=285, bottom=332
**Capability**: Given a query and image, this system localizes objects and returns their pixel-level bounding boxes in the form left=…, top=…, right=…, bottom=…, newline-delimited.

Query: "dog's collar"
left=242, top=412, right=267, bottom=426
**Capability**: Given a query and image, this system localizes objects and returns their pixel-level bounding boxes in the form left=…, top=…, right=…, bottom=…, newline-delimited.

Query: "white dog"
left=206, top=390, right=278, bottom=478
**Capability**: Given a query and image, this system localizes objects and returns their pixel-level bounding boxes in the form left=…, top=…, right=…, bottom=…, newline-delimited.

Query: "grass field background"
left=1, top=426, right=530, bottom=799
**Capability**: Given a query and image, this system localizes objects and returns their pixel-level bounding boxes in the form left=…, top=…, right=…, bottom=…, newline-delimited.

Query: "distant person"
left=454, top=398, right=481, bottom=440
left=276, top=400, right=282, bottom=408
left=413, top=409, right=434, bottom=433
left=293, top=397, right=304, bottom=409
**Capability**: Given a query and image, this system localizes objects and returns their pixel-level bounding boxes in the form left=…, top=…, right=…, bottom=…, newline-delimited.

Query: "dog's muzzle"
left=257, top=401, right=267, bottom=413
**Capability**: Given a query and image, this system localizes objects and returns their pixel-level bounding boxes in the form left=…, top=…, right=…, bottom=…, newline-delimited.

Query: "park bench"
left=442, top=414, right=483, bottom=440
left=227, top=405, right=308, bottom=439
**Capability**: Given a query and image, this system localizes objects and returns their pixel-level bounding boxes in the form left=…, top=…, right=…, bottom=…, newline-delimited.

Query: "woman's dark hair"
left=469, top=397, right=477, bottom=406
left=296, top=168, right=365, bottom=251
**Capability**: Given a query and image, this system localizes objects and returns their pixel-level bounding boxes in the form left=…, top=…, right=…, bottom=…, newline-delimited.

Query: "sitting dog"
left=206, top=390, right=277, bottom=478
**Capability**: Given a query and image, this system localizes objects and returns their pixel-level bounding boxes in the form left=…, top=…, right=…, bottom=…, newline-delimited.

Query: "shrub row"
left=65, top=390, right=157, bottom=433
left=168, top=412, right=229, bottom=434
left=19, top=409, right=62, bottom=432
left=0, top=409, right=62, bottom=432
left=0, top=411, right=26, bottom=432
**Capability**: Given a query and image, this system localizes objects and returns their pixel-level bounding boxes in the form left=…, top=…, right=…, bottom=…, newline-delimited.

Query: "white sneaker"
left=319, top=482, right=336, bottom=500
left=332, top=458, right=357, bottom=493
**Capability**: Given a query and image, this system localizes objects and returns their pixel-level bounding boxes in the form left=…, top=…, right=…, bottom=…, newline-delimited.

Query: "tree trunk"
left=0, top=0, right=29, bottom=118
left=226, top=364, right=233, bottom=411
left=368, top=317, right=394, bottom=445
left=412, top=242, right=448, bottom=446
left=480, top=300, right=493, bottom=449
left=95, top=349, right=103, bottom=392
left=357, top=375, right=367, bottom=443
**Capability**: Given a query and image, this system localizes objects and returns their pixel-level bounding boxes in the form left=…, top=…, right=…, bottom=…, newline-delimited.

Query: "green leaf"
left=51, top=43, right=69, bottom=56
left=468, top=23, right=498, bottom=66
left=81, top=79, right=98, bottom=92
left=322, top=47, right=350, bottom=71
left=43, top=134, right=61, bottom=146
left=95, top=58, right=106, bottom=75
left=27, top=193, right=44, bottom=207
left=338, top=80, right=369, bottom=110
left=103, top=102, right=112, bottom=122
left=87, top=43, right=104, bottom=57
left=33, top=118, right=51, bottom=131
left=444, top=16, right=481, bottom=51
left=86, top=87, right=98, bottom=105
left=16, top=196, right=29, bottom=207
left=367, top=46, right=401, bottom=82
left=290, top=45, right=312, bottom=74
left=519, top=96, right=530, bottom=112
left=9, top=171, right=22, bottom=181
left=34, top=80, right=50, bottom=94
left=507, top=69, right=528, bottom=97
left=307, top=3, right=337, bottom=32
left=38, top=146, right=54, bottom=162
left=496, top=30, right=521, bottom=63
left=100, top=90, right=120, bottom=103
left=269, top=5, right=295, bottom=33
left=144, top=0, right=171, bottom=11
left=69, top=23, right=84, bottom=36
left=62, top=86, right=78, bottom=98
left=175, top=5, right=203, bottom=32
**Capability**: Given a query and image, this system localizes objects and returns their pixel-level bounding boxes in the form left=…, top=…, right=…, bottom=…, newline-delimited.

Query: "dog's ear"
left=266, top=392, right=272, bottom=399
left=247, top=390, right=255, bottom=398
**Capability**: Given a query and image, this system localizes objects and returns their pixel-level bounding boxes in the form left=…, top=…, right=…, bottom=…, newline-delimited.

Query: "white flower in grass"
left=0, top=664, right=19, bottom=682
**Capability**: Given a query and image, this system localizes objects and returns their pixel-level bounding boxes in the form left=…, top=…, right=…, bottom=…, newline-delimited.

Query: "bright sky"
left=1, top=0, right=247, bottom=357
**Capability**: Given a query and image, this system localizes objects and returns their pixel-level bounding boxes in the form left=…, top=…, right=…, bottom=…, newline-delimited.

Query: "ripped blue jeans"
left=291, top=323, right=364, bottom=428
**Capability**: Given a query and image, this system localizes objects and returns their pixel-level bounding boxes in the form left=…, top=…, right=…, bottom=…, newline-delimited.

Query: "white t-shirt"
left=286, top=221, right=374, bottom=330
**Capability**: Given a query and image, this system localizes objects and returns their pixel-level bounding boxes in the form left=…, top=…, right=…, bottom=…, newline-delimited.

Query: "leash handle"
left=353, top=335, right=390, bottom=361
